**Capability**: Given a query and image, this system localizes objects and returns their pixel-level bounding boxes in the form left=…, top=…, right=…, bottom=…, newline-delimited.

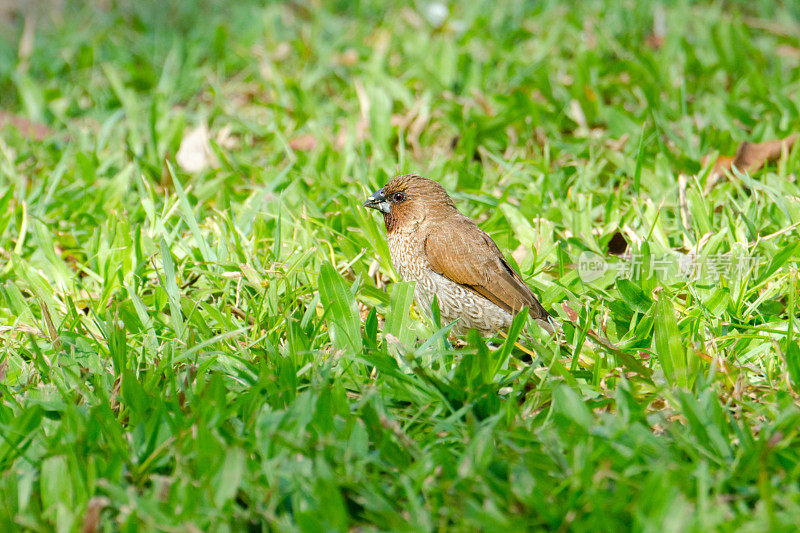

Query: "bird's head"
left=363, top=174, right=455, bottom=232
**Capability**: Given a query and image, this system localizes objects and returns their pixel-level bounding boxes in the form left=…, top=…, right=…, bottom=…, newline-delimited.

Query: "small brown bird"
left=364, top=174, right=551, bottom=336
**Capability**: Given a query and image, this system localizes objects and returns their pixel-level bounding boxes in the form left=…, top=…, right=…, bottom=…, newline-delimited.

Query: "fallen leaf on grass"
left=334, top=48, right=359, bottom=66
left=288, top=133, right=318, bottom=151
left=645, top=34, right=664, bottom=50
left=175, top=124, right=238, bottom=172
left=703, top=133, right=797, bottom=190
left=777, top=44, right=800, bottom=60
left=644, top=4, right=666, bottom=50
left=0, top=111, right=53, bottom=140
left=607, top=231, right=628, bottom=256
left=176, top=124, right=217, bottom=172
left=81, top=496, right=110, bottom=533
left=729, top=135, right=797, bottom=171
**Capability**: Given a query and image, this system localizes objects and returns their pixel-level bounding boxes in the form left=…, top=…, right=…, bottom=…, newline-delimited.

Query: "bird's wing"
left=423, top=216, right=549, bottom=320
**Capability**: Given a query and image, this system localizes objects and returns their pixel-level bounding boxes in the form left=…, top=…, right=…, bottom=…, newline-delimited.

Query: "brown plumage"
left=363, top=174, right=551, bottom=336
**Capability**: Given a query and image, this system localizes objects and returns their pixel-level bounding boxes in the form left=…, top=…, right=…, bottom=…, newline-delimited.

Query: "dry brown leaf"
left=288, top=134, right=318, bottom=151
left=733, top=134, right=797, bottom=171
left=706, top=154, right=735, bottom=176
left=334, top=48, right=359, bottom=66
left=81, top=496, right=110, bottom=533
left=645, top=4, right=666, bottom=50
left=704, top=133, right=797, bottom=190
left=0, top=111, right=53, bottom=140
left=777, top=44, right=800, bottom=60
left=645, top=34, right=664, bottom=50
left=607, top=232, right=628, bottom=256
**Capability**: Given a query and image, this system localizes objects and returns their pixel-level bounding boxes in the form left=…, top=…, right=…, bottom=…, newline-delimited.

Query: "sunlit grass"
left=1, top=0, right=800, bottom=530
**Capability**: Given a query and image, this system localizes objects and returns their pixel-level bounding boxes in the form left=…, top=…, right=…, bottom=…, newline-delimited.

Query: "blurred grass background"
left=1, top=0, right=800, bottom=530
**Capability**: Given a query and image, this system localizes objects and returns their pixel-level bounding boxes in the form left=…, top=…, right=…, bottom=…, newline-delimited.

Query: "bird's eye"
left=392, top=192, right=406, bottom=203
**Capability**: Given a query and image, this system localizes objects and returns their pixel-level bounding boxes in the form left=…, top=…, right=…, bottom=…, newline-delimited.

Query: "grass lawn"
left=2, top=0, right=800, bottom=530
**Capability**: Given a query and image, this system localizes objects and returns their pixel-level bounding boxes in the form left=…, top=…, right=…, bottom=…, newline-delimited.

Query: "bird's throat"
left=383, top=213, right=397, bottom=233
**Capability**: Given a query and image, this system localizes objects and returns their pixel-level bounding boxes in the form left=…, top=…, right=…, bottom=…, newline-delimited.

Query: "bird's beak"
left=363, top=187, right=390, bottom=214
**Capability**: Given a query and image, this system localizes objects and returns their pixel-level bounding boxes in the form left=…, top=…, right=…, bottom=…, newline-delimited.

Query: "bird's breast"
left=387, top=230, right=427, bottom=282
left=387, top=229, right=513, bottom=335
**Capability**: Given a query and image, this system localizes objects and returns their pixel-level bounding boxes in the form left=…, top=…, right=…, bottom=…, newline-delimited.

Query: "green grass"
left=2, top=0, right=800, bottom=530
